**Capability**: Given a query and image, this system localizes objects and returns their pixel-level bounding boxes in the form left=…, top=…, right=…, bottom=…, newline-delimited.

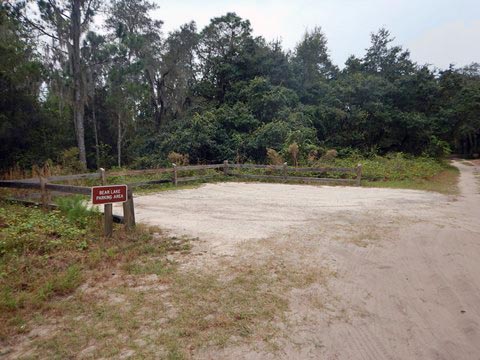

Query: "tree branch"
left=81, top=0, right=95, bottom=27
left=19, top=12, right=60, bottom=42
left=48, top=0, right=71, bottom=20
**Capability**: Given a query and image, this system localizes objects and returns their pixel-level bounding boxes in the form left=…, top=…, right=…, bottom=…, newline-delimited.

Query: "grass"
left=0, top=154, right=464, bottom=356
left=221, top=155, right=459, bottom=195
left=19, top=258, right=329, bottom=359
left=363, top=165, right=459, bottom=194
left=0, top=200, right=173, bottom=341
left=0, top=200, right=332, bottom=358
left=319, top=153, right=458, bottom=194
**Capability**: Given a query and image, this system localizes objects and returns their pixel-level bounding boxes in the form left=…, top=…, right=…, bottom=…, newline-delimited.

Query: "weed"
left=56, top=195, right=97, bottom=227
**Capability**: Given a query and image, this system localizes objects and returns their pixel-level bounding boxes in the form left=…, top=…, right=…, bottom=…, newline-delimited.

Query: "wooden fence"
left=0, top=162, right=362, bottom=236
left=105, top=162, right=362, bottom=187
left=225, top=162, right=362, bottom=186
left=0, top=169, right=134, bottom=237
left=0, top=162, right=363, bottom=197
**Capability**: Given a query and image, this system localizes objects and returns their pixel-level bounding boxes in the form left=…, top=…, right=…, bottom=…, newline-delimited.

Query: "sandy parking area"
left=111, top=161, right=480, bottom=359
left=115, top=182, right=444, bottom=255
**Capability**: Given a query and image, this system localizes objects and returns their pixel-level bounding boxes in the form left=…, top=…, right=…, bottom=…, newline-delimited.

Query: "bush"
left=167, top=152, right=190, bottom=166
left=423, top=136, right=451, bottom=158
left=266, top=148, right=284, bottom=165
left=97, top=143, right=114, bottom=169
left=56, top=195, right=97, bottom=228
left=0, top=204, right=88, bottom=256
left=316, top=152, right=447, bottom=181
left=288, top=143, right=299, bottom=167
left=59, top=148, right=85, bottom=173
left=321, top=149, right=338, bottom=162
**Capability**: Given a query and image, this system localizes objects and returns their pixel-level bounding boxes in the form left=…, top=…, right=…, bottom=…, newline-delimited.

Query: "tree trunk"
left=145, top=68, right=169, bottom=130
left=71, top=0, right=87, bottom=168
left=469, top=133, right=474, bottom=155
left=117, top=113, right=122, bottom=168
left=91, top=95, right=100, bottom=167
left=472, top=133, right=478, bottom=154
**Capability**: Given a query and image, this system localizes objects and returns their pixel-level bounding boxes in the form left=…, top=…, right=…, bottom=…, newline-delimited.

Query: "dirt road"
left=122, top=161, right=480, bottom=359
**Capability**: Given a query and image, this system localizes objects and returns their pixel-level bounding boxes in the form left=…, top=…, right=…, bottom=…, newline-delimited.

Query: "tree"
left=0, top=6, right=43, bottom=167
left=363, top=28, right=415, bottom=80
left=160, top=22, right=198, bottom=121
left=106, top=0, right=166, bottom=130
left=15, top=0, right=99, bottom=168
left=82, top=31, right=108, bottom=167
left=293, top=27, right=336, bottom=84
left=291, top=27, right=337, bottom=104
left=197, top=12, right=253, bottom=103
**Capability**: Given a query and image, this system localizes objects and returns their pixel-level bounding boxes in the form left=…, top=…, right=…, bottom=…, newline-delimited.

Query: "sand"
left=114, top=161, right=480, bottom=359
left=114, top=181, right=444, bottom=255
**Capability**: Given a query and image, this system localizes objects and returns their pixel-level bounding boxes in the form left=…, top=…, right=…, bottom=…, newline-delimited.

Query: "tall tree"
left=106, top=0, right=164, bottom=129
left=82, top=31, right=108, bottom=167
left=293, top=27, right=336, bottom=85
left=197, top=12, right=253, bottom=103
left=17, top=0, right=99, bottom=168
left=292, top=27, right=337, bottom=103
left=161, top=22, right=198, bottom=120
left=363, top=28, right=415, bottom=80
left=0, top=5, right=43, bottom=167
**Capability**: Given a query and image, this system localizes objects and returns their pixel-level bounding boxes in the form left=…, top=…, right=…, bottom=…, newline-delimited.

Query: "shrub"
left=56, top=195, right=97, bottom=228
left=321, top=149, right=338, bottom=162
left=0, top=204, right=88, bottom=256
left=315, top=152, right=447, bottom=182
left=59, top=147, right=85, bottom=173
left=97, top=143, right=114, bottom=169
left=288, top=142, right=299, bottom=167
left=168, top=152, right=190, bottom=166
left=266, top=148, right=284, bottom=165
left=423, top=136, right=451, bottom=158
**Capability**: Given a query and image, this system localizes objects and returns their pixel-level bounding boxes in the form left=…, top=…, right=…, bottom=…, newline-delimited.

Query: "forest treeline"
left=1, top=1, right=479, bottom=171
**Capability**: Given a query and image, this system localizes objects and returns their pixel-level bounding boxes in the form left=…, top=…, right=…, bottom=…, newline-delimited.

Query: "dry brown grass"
left=5, top=251, right=332, bottom=359
left=1, top=200, right=336, bottom=359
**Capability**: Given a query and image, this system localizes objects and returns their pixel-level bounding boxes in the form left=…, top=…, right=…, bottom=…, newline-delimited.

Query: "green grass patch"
left=0, top=201, right=180, bottom=342
left=318, top=153, right=459, bottom=194
left=363, top=166, right=459, bottom=194
left=222, top=154, right=459, bottom=194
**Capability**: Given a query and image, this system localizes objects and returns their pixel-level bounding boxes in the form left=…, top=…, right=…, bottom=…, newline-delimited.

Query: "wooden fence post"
left=99, top=168, right=107, bottom=185
left=123, top=187, right=135, bottom=230
left=356, top=163, right=363, bottom=186
left=223, top=160, right=229, bottom=176
left=283, top=162, right=288, bottom=182
left=99, top=168, right=113, bottom=237
left=39, top=176, right=50, bottom=209
left=172, top=164, right=178, bottom=186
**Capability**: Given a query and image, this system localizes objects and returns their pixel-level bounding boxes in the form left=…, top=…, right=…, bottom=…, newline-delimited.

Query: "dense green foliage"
left=1, top=2, right=479, bottom=170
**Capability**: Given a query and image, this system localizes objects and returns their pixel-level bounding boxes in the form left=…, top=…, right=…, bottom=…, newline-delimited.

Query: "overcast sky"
left=150, top=0, right=480, bottom=69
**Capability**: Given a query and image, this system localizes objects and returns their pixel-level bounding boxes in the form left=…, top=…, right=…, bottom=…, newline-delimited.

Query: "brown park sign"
left=92, top=184, right=128, bottom=205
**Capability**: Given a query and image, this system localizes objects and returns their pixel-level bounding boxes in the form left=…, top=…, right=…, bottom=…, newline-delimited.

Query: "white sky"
left=147, top=0, right=480, bottom=69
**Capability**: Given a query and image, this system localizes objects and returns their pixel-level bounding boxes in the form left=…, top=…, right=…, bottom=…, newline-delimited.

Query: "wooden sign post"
left=95, top=168, right=129, bottom=237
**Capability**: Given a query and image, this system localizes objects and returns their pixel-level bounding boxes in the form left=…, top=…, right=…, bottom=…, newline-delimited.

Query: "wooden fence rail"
left=103, top=162, right=362, bottom=187
left=0, top=169, right=134, bottom=237
left=225, top=162, right=362, bottom=186
left=230, top=173, right=357, bottom=184
left=1, top=162, right=362, bottom=236
left=0, top=162, right=363, bottom=192
left=0, top=180, right=92, bottom=195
